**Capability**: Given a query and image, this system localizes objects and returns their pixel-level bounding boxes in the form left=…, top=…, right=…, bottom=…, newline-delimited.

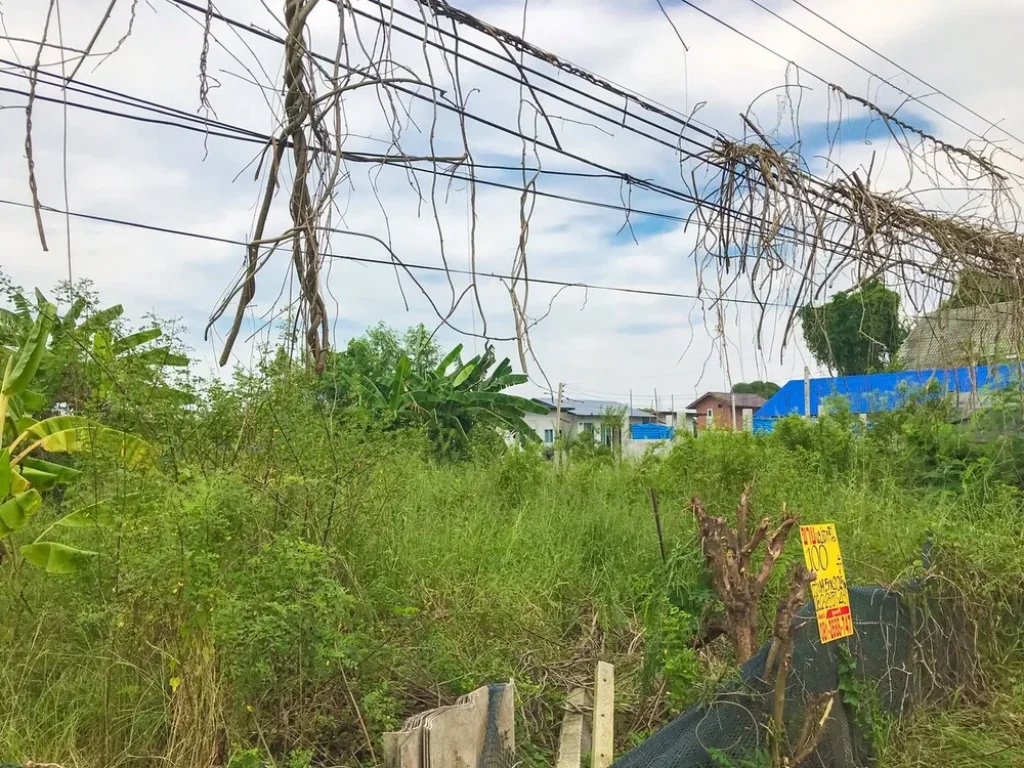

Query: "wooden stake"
left=648, top=488, right=667, bottom=564
left=591, top=661, right=614, bottom=768
left=556, top=688, right=588, bottom=768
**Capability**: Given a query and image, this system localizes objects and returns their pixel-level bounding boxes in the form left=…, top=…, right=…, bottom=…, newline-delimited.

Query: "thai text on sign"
left=799, top=523, right=853, bottom=644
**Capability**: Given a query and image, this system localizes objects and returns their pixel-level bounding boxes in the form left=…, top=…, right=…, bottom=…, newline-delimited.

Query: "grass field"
left=2, top=367, right=1023, bottom=767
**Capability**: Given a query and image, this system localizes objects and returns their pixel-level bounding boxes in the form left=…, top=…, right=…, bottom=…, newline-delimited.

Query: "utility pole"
left=730, top=391, right=737, bottom=431
left=804, top=366, right=811, bottom=419
left=654, top=387, right=659, bottom=415
left=555, top=382, right=564, bottom=468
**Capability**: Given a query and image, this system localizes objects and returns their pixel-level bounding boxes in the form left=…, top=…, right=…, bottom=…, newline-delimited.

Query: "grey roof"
left=899, top=301, right=1024, bottom=370
left=686, top=391, right=766, bottom=410
left=531, top=397, right=650, bottom=418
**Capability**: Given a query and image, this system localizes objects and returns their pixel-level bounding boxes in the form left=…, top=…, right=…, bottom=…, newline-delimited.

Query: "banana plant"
left=0, top=301, right=156, bottom=573
left=352, top=343, right=546, bottom=454
left=2, top=289, right=190, bottom=416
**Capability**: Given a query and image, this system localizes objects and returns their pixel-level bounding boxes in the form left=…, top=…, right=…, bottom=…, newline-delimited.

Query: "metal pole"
left=804, top=366, right=811, bottom=419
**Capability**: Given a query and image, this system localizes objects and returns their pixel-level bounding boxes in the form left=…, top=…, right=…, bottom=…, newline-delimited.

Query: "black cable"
left=8, top=70, right=869, bottom=264
left=0, top=196, right=795, bottom=310
left=689, top=0, right=1021, bottom=158
left=784, top=0, right=1024, bottom=149
left=158, top=0, right=861, bottom=257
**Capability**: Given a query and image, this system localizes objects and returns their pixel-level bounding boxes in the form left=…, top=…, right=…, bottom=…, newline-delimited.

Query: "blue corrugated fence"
left=753, top=364, right=1019, bottom=434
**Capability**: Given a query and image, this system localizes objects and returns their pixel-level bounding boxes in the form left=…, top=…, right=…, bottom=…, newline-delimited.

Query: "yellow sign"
left=799, top=523, right=853, bottom=644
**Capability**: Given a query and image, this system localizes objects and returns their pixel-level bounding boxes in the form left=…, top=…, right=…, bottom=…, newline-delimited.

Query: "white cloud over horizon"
left=2, top=0, right=1023, bottom=408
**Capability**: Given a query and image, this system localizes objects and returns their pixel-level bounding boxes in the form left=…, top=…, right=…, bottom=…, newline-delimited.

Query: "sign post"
left=799, top=523, right=853, bottom=644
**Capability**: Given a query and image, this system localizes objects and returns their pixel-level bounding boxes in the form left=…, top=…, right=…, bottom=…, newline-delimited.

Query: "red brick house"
left=686, top=391, right=767, bottom=431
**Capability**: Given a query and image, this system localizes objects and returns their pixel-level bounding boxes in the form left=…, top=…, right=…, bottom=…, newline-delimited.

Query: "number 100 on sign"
left=799, top=523, right=854, bottom=644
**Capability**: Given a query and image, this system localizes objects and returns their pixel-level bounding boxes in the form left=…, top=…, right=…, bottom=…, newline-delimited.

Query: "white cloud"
left=1, top=0, right=1022, bottom=402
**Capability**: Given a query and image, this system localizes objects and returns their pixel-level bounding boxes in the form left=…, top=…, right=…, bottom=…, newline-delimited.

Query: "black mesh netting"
left=613, top=586, right=913, bottom=768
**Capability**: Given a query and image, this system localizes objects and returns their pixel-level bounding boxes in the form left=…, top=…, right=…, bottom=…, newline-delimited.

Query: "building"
left=526, top=397, right=655, bottom=447
left=687, top=392, right=767, bottom=431
left=752, top=364, right=1018, bottom=433
left=899, top=301, right=1024, bottom=370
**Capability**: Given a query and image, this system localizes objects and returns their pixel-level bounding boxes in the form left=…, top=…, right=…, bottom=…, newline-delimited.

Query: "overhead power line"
left=158, top=1, right=869, bottom=257
left=0, top=196, right=796, bottom=311
left=784, top=0, right=1024, bottom=149
left=2, top=61, right=866, bottom=262
left=682, top=0, right=1023, bottom=160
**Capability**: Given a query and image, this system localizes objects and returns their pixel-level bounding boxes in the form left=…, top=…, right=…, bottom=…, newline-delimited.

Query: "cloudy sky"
left=2, top=0, right=1023, bottom=409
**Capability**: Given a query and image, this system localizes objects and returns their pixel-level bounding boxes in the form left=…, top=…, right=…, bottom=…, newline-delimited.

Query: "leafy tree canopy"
left=732, top=381, right=780, bottom=400
left=798, top=280, right=908, bottom=376
left=322, top=323, right=439, bottom=403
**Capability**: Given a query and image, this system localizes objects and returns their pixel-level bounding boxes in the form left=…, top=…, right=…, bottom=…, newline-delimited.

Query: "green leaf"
left=9, top=470, right=29, bottom=494
left=451, top=360, right=478, bottom=388
left=0, top=489, right=41, bottom=535
left=15, top=415, right=93, bottom=449
left=2, top=301, right=55, bottom=396
left=434, top=344, right=463, bottom=376
left=56, top=500, right=114, bottom=528
left=132, top=347, right=190, bottom=367
left=78, top=304, right=124, bottom=336
left=16, top=389, right=46, bottom=412
left=21, top=457, right=82, bottom=483
left=112, top=328, right=162, bottom=354
left=61, top=296, right=88, bottom=332
left=21, top=542, right=97, bottom=573
left=19, top=466, right=60, bottom=490
left=0, top=449, right=9, bottom=500
left=94, top=430, right=158, bottom=468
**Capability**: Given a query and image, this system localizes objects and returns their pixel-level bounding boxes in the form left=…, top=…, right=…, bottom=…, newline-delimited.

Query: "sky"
left=2, top=0, right=1023, bottom=410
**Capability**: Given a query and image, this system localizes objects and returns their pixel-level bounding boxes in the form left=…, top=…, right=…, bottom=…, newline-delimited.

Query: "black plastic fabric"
left=613, top=587, right=911, bottom=768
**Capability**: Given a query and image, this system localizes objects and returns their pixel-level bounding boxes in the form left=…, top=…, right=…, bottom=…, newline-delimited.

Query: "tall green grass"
left=2, top=370, right=1023, bottom=767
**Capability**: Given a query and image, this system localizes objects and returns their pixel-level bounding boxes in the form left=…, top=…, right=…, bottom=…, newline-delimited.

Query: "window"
left=706, top=408, right=713, bottom=419
left=583, top=422, right=595, bottom=435
left=543, top=429, right=554, bottom=444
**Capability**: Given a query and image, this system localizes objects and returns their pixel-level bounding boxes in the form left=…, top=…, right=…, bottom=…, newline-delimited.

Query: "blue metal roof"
left=753, top=364, right=1019, bottom=433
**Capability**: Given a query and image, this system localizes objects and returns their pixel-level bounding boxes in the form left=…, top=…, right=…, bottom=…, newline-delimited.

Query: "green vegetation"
left=799, top=279, right=908, bottom=375
left=731, top=381, right=780, bottom=400
left=1, top=280, right=1023, bottom=768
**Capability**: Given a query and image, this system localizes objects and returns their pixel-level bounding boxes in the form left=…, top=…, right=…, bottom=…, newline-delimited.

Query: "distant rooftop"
left=686, top=391, right=767, bottom=410
left=899, top=301, right=1024, bottom=370
left=530, top=397, right=650, bottom=418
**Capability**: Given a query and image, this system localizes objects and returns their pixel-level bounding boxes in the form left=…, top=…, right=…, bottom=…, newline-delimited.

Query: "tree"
left=798, top=280, right=908, bottom=376
left=732, top=381, right=780, bottom=400
left=321, top=323, right=439, bottom=403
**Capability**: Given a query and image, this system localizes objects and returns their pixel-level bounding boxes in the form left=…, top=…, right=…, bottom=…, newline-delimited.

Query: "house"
left=645, top=407, right=698, bottom=436
left=687, top=392, right=767, bottom=431
left=899, top=301, right=1024, bottom=370
left=752, top=364, right=1018, bottom=433
left=525, top=397, right=655, bottom=447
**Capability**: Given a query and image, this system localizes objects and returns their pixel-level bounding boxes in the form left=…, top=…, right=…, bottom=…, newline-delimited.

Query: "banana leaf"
left=0, top=489, right=41, bottom=535
left=2, top=301, right=55, bottom=396
left=21, top=542, right=97, bottom=573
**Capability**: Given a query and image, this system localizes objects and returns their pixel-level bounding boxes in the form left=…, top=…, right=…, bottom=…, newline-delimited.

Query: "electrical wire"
left=783, top=0, right=1024, bottom=149
left=1, top=65, right=868, bottom=262
left=0, top=196, right=799, bottom=310
left=688, top=0, right=1023, bottom=159
left=155, top=2, right=869, bottom=257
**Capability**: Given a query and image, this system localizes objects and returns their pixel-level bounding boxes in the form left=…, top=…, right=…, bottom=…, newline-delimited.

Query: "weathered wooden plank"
left=591, top=662, right=615, bottom=768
